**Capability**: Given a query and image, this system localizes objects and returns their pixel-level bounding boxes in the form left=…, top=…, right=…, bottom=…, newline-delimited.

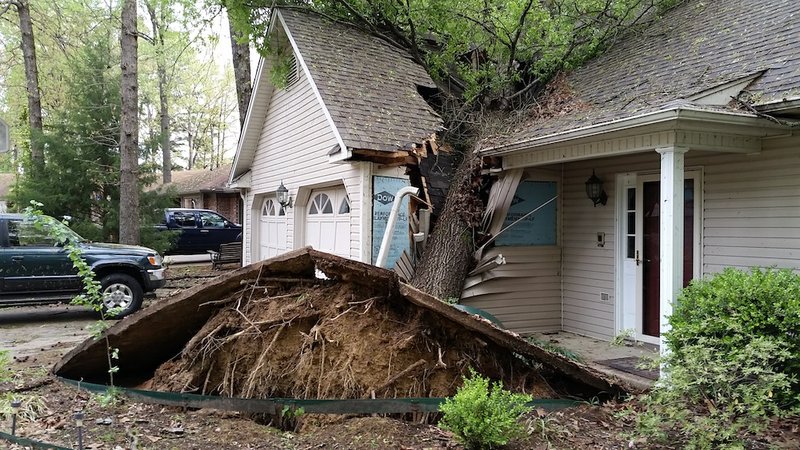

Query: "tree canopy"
left=227, top=0, right=681, bottom=110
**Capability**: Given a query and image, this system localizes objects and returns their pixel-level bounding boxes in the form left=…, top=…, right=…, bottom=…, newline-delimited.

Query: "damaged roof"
left=279, top=8, right=443, bottom=153
left=484, top=0, right=800, bottom=152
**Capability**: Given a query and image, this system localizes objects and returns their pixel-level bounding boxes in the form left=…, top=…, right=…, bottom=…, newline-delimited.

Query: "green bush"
left=633, top=268, right=800, bottom=449
left=439, top=369, right=532, bottom=449
left=667, top=267, right=800, bottom=396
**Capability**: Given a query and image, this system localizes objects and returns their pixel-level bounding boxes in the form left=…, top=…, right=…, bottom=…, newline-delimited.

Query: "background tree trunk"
left=411, top=147, right=483, bottom=299
left=227, top=12, right=251, bottom=128
left=119, top=0, right=140, bottom=244
left=147, top=3, right=172, bottom=184
left=16, top=0, right=44, bottom=175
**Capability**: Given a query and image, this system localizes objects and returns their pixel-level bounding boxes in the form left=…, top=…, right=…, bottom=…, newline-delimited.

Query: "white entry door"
left=259, top=198, right=286, bottom=260
left=305, top=188, right=351, bottom=258
left=617, top=171, right=702, bottom=344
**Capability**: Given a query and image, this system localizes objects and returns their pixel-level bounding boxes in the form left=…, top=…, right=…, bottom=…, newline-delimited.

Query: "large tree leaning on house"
left=225, top=0, right=679, bottom=299
left=119, top=0, right=140, bottom=245
left=0, top=0, right=44, bottom=176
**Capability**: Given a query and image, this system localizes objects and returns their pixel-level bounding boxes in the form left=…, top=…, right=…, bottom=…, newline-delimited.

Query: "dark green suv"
left=0, top=213, right=166, bottom=317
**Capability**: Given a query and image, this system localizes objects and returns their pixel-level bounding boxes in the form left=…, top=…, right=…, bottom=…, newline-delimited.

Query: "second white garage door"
left=305, top=187, right=350, bottom=258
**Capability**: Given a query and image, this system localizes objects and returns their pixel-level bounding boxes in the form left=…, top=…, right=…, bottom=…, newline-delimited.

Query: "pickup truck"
left=0, top=213, right=166, bottom=318
left=157, top=208, right=242, bottom=254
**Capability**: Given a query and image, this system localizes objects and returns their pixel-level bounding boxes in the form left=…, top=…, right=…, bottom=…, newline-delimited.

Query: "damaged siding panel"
left=700, top=138, right=800, bottom=274
left=247, top=68, right=363, bottom=263
left=461, top=246, right=561, bottom=335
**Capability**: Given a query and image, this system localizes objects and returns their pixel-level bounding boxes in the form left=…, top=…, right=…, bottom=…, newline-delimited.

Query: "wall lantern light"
left=276, top=181, right=293, bottom=208
left=585, top=170, right=608, bottom=207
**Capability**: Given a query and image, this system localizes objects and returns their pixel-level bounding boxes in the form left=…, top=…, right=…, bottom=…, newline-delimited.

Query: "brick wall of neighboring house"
left=181, top=194, right=203, bottom=209
left=212, top=193, right=241, bottom=223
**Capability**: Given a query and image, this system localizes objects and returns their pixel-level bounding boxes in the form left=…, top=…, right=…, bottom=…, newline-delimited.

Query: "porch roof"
left=482, top=0, right=800, bottom=159
left=493, top=104, right=795, bottom=169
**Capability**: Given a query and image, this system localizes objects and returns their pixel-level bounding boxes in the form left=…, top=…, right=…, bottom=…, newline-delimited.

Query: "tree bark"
left=411, top=147, right=483, bottom=300
left=119, top=0, right=140, bottom=245
left=146, top=3, right=172, bottom=184
left=227, top=12, right=251, bottom=128
left=16, top=0, right=44, bottom=175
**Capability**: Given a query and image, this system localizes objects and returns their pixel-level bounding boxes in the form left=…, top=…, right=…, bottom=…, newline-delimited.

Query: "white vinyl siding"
left=242, top=65, right=364, bottom=265
left=560, top=136, right=800, bottom=340
left=560, top=159, right=618, bottom=340
left=698, top=137, right=800, bottom=273
left=474, top=135, right=800, bottom=341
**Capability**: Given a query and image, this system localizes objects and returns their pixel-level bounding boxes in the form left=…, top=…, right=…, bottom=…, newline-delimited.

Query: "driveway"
left=0, top=262, right=224, bottom=369
left=0, top=305, right=96, bottom=366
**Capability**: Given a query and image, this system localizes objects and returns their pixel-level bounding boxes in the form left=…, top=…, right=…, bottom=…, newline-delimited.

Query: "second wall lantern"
left=585, top=170, right=608, bottom=207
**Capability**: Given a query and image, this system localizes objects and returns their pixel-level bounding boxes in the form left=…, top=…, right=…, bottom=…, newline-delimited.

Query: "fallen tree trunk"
left=410, top=145, right=483, bottom=300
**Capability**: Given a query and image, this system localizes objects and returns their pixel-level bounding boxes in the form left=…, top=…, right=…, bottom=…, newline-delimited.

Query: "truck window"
left=173, top=212, right=197, bottom=228
left=198, top=211, right=226, bottom=228
left=8, top=219, right=58, bottom=247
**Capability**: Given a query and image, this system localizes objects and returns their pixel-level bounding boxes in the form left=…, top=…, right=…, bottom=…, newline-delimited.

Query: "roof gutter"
left=755, top=97, right=800, bottom=115
left=482, top=106, right=786, bottom=156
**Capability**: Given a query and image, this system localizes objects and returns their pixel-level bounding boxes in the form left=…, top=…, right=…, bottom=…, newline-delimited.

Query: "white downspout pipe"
left=376, top=186, right=419, bottom=268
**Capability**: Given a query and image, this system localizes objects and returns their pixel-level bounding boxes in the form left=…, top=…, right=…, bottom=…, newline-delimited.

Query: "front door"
left=619, top=172, right=700, bottom=343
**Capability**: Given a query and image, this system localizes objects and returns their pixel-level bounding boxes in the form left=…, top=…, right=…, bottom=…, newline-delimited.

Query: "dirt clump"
left=149, top=273, right=554, bottom=401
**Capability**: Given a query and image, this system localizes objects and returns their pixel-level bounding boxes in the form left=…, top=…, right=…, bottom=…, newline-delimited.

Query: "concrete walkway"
left=530, top=331, right=659, bottom=392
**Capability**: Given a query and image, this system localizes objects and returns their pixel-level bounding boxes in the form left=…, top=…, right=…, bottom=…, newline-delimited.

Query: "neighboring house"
left=468, top=0, right=800, bottom=349
left=157, top=165, right=241, bottom=223
left=229, top=9, right=443, bottom=266
left=0, top=173, right=14, bottom=213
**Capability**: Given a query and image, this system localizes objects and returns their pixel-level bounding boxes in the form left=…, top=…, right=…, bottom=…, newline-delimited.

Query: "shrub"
left=667, top=267, right=800, bottom=397
left=633, top=268, right=800, bottom=449
left=439, top=369, right=532, bottom=449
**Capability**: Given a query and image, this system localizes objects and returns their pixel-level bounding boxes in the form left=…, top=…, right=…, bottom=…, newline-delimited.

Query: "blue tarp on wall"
left=496, top=180, right=557, bottom=246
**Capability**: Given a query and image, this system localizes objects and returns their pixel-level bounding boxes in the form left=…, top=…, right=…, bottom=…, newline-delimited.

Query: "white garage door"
left=305, top=188, right=350, bottom=258
left=259, top=198, right=286, bottom=260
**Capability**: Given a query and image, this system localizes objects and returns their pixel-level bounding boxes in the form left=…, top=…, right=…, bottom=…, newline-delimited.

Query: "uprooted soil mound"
left=149, top=274, right=555, bottom=400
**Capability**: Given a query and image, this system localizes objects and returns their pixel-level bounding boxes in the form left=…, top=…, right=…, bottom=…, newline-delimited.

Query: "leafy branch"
left=23, top=201, right=121, bottom=395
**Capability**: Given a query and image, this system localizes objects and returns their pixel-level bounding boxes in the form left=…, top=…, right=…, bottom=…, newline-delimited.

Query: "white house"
left=229, top=8, right=443, bottom=266
left=464, top=0, right=800, bottom=350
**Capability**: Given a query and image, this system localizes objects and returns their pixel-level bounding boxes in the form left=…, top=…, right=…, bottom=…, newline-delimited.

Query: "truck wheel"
left=100, top=273, right=144, bottom=318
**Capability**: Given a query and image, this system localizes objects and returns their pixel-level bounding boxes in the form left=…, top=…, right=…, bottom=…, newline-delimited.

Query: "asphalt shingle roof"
left=279, top=8, right=443, bottom=152
left=486, top=0, right=800, bottom=150
left=155, top=165, right=233, bottom=195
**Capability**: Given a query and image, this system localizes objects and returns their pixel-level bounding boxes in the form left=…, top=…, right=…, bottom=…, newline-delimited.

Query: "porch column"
left=655, top=146, right=688, bottom=355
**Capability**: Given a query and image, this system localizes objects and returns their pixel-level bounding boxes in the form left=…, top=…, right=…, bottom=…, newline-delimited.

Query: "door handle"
left=635, top=251, right=651, bottom=265
left=11, top=256, right=23, bottom=262
left=200, top=230, right=209, bottom=233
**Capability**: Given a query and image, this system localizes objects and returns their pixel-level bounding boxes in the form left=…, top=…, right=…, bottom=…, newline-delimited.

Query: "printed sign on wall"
left=372, top=176, right=411, bottom=268
left=496, top=180, right=557, bottom=246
